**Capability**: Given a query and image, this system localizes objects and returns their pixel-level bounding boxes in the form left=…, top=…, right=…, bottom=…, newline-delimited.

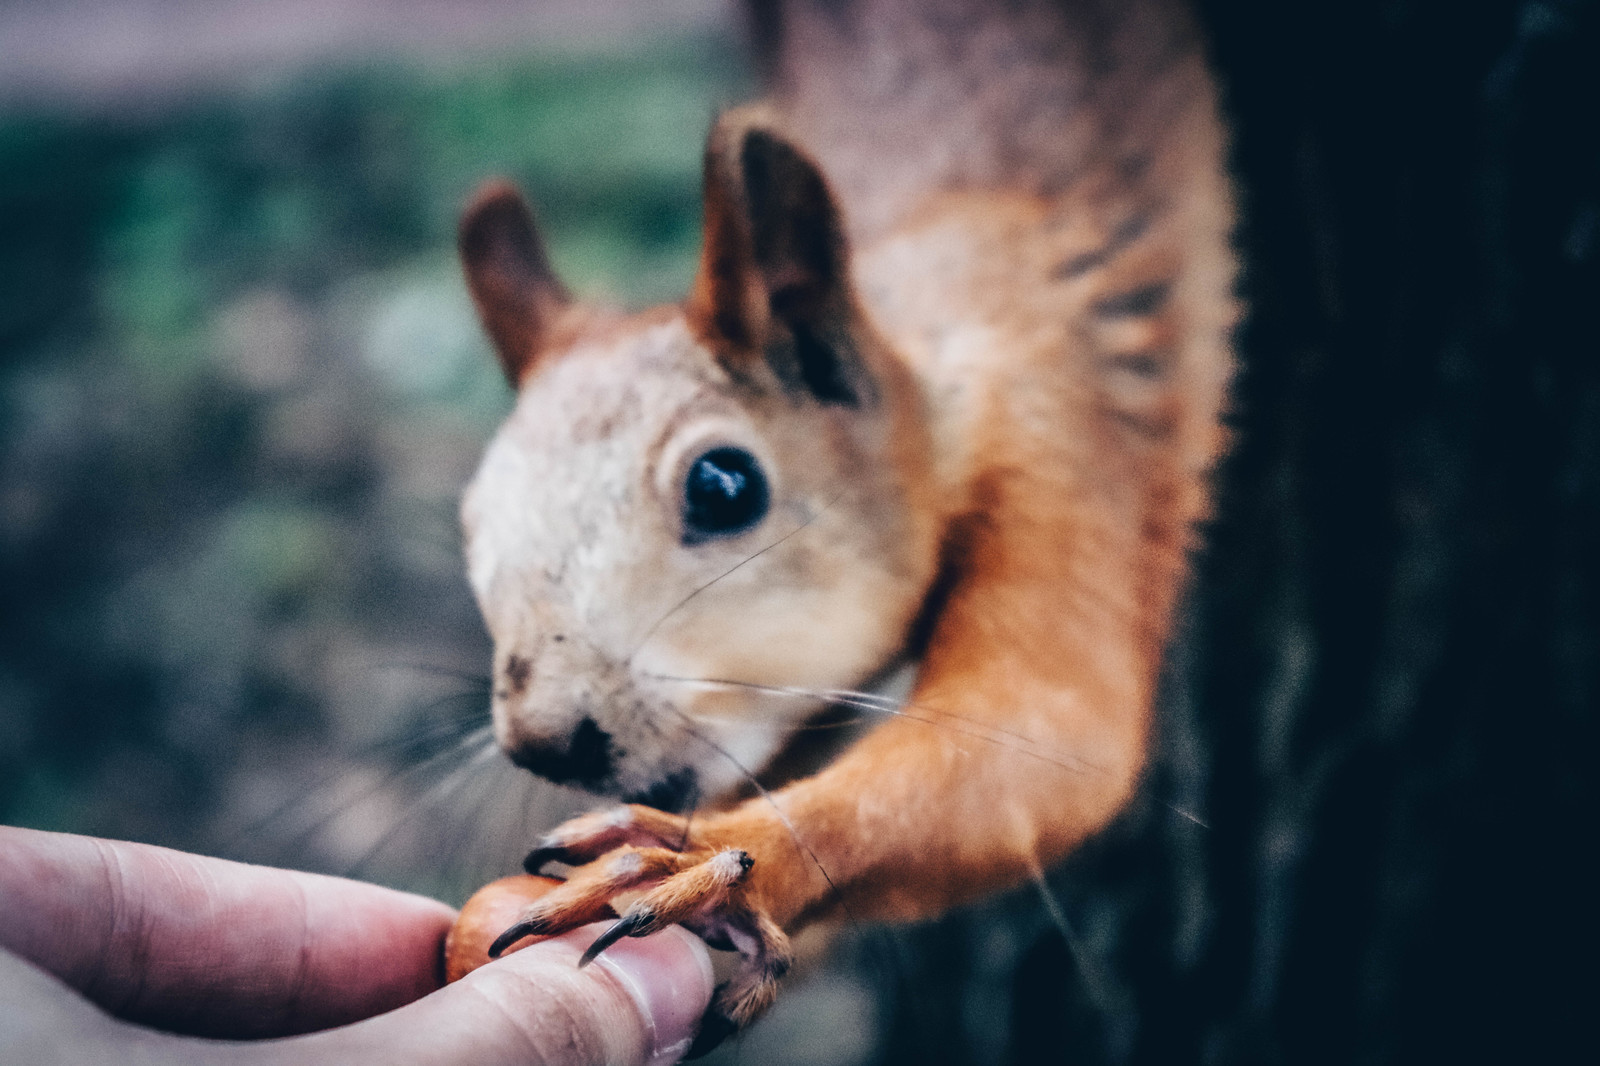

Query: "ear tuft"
left=689, top=110, right=867, bottom=405
left=459, top=180, right=569, bottom=386
left=738, top=127, right=847, bottom=320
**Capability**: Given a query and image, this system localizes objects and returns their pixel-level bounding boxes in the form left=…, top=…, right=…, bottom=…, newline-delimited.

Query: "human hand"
left=0, top=826, right=713, bottom=1065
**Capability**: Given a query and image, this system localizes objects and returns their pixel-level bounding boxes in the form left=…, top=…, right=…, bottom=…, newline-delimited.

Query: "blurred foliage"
left=0, top=36, right=747, bottom=884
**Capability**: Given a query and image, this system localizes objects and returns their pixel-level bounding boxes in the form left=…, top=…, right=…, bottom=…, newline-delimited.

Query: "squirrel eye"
left=682, top=447, right=769, bottom=543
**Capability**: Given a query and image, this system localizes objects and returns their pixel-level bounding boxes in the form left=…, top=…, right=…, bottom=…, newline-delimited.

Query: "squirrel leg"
left=488, top=844, right=687, bottom=956
left=499, top=803, right=800, bottom=1050
left=684, top=908, right=793, bottom=1055
left=520, top=804, right=695, bottom=871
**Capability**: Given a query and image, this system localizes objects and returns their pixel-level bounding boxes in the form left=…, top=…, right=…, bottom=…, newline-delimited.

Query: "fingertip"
left=588, top=925, right=715, bottom=1066
left=457, top=923, right=713, bottom=1065
left=253, top=922, right=717, bottom=1066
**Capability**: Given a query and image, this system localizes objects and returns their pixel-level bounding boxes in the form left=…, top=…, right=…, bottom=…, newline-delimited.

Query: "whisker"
left=660, top=704, right=865, bottom=939
left=228, top=708, right=493, bottom=857
left=655, top=674, right=1212, bottom=831
left=401, top=749, right=562, bottom=903
left=817, top=685, right=1111, bottom=774
left=648, top=674, right=1107, bottom=780
left=344, top=740, right=502, bottom=880
left=374, top=661, right=494, bottom=689
left=279, top=723, right=493, bottom=862
left=1027, top=858, right=1113, bottom=1016
left=432, top=752, right=510, bottom=901
left=379, top=698, right=497, bottom=766
left=509, top=768, right=543, bottom=881
left=627, top=488, right=848, bottom=662
left=784, top=716, right=877, bottom=734
left=443, top=755, right=539, bottom=903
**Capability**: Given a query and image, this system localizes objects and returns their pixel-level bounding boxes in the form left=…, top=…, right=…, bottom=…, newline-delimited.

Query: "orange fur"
left=448, top=0, right=1237, bottom=1038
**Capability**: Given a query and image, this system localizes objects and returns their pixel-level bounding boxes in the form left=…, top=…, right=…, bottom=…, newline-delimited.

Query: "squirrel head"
left=459, top=110, right=940, bottom=808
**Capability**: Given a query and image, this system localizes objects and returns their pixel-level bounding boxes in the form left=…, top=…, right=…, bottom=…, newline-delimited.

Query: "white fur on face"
left=461, top=315, right=935, bottom=804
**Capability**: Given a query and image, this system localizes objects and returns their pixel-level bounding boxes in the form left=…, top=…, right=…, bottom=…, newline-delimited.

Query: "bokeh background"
left=1, top=0, right=739, bottom=883
left=1, top=2, right=890, bottom=1060
left=3, top=2, right=1596, bottom=1065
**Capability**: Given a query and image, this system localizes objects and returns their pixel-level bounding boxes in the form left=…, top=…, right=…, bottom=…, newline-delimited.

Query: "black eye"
left=682, top=447, right=769, bottom=543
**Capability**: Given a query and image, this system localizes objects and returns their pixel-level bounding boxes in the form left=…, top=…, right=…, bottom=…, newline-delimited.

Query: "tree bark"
left=878, top=2, right=1599, bottom=1062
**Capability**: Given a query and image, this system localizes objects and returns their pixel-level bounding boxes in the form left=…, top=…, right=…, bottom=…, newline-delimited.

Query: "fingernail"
left=589, top=925, right=715, bottom=1066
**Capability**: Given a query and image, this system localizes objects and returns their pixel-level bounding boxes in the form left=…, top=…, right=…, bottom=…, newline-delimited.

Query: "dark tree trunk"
left=877, top=2, right=1599, bottom=1063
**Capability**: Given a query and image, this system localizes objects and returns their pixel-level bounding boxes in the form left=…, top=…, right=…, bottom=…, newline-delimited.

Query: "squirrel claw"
left=522, top=805, right=691, bottom=874
left=487, top=916, right=549, bottom=958
left=577, top=909, right=651, bottom=967
left=490, top=844, right=677, bottom=955
left=573, top=847, right=755, bottom=966
left=521, top=841, right=568, bottom=874
left=509, top=811, right=792, bottom=1034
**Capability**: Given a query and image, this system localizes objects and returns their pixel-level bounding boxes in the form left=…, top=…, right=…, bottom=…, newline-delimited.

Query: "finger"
left=0, top=826, right=454, bottom=1038
left=2, top=947, right=244, bottom=1066
left=262, top=923, right=716, bottom=1066
left=3, top=923, right=716, bottom=1066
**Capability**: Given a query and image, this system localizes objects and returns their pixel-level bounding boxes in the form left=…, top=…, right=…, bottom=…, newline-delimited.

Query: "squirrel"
left=448, top=0, right=1236, bottom=1048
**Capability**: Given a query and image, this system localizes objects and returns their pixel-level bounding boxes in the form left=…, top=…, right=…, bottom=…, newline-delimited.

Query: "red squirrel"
left=447, top=0, right=1236, bottom=1045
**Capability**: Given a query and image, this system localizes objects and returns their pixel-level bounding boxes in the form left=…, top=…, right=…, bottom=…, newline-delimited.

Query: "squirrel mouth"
left=504, top=715, right=616, bottom=789
left=501, top=712, right=700, bottom=813
left=620, top=768, right=699, bottom=813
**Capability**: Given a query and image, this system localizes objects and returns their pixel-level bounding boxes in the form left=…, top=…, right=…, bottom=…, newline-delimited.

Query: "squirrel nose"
left=504, top=716, right=615, bottom=788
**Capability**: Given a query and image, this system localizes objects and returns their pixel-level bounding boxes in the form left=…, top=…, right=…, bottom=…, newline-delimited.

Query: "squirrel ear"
left=459, top=180, right=570, bottom=386
left=689, top=112, right=869, bottom=405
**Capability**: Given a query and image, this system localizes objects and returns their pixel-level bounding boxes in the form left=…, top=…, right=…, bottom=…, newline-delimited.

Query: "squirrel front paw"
left=496, top=805, right=794, bottom=1053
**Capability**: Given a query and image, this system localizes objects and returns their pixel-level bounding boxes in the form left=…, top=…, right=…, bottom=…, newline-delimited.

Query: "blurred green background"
left=0, top=8, right=900, bottom=1061
left=0, top=23, right=745, bottom=889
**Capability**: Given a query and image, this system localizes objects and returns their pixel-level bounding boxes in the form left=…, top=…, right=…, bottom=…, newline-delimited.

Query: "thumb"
left=271, top=923, right=715, bottom=1066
